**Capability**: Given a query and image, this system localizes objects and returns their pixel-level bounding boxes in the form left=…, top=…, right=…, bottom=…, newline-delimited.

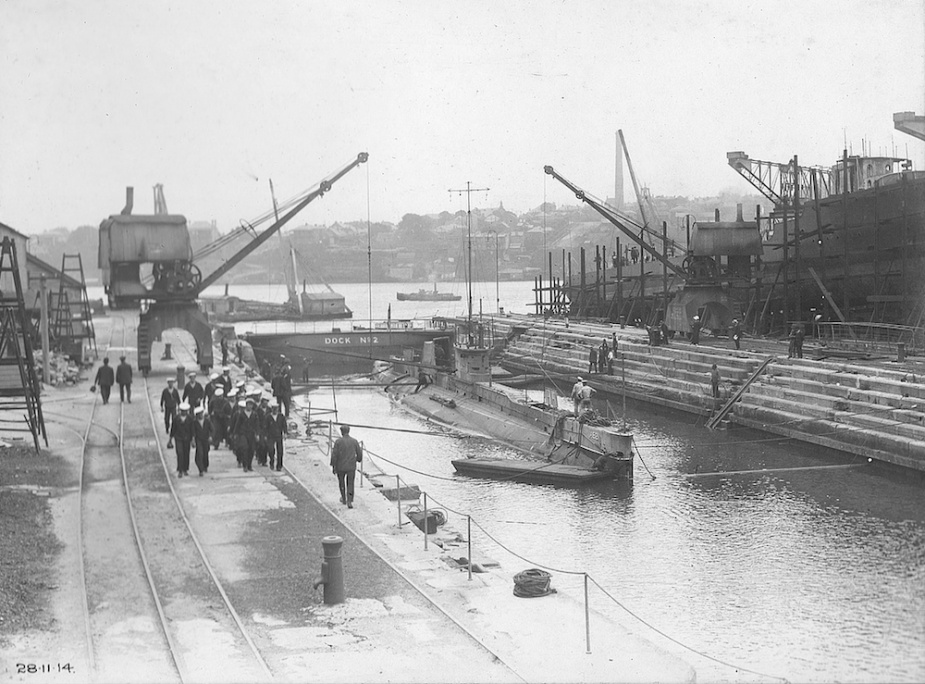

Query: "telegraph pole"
left=449, top=182, right=489, bottom=340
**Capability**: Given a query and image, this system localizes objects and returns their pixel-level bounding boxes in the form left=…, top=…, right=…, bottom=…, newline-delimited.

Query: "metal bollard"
left=312, top=535, right=345, bottom=605
left=161, top=342, right=173, bottom=360
left=176, top=365, right=186, bottom=391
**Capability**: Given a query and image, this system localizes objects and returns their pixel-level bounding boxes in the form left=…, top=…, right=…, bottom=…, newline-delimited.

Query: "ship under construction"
left=543, top=112, right=925, bottom=351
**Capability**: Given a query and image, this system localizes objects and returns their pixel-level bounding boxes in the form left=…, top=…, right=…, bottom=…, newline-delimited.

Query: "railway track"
left=73, top=312, right=272, bottom=682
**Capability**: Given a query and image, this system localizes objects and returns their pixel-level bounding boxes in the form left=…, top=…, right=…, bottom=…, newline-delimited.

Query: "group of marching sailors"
left=160, top=365, right=288, bottom=478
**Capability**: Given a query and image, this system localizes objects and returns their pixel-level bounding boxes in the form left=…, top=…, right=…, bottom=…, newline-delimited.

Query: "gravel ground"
left=0, top=444, right=73, bottom=641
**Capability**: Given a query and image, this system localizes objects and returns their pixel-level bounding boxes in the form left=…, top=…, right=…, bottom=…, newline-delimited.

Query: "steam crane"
left=99, top=152, right=368, bottom=375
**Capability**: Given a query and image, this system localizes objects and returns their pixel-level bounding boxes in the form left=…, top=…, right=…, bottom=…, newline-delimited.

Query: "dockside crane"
left=99, top=152, right=368, bottom=374
left=543, top=165, right=687, bottom=279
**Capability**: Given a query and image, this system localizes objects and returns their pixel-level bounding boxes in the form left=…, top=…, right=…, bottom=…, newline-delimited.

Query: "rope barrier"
left=586, top=576, right=788, bottom=683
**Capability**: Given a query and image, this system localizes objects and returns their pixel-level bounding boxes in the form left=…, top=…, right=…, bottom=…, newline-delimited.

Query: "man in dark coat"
left=209, top=388, right=230, bottom=449
left=331, top=425, right=363, bottom=508
left=116, top=355, right=133, bottom=403
left=193, top=406, right=212, bottom=476
left=220, top=338, right=229, bottom=366
left=690, top=316, right=702, bottom=345
left=233, top=397, right=260, bottom=472
left=93, top=357, right=115, bottom=405
left=219, top=366, right=233, bottom=395
left=730, top=319, right=742, bottom=351
left=183, top=371, right=205, bottom=409
left=170, top=402, right=195, bottom=477
left=588, top=347, right=597, bottom=374
left=160, top=378, right=180, bottom=446
left=277, top=367, right=293, bottom=417
left=265, top=399, right=288, bottom=471
left=255, top=395, right=269, bottom=466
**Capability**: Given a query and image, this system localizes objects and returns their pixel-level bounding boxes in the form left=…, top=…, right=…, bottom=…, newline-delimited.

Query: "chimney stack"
left=121, top=187, right=134, bottom=215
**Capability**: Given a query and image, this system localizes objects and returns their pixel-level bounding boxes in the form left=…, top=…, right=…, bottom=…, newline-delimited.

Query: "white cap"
left=269, top=399, right=279, bottom=408
left=194, top=406, right=204, bottom=415
left=213, top=388, right=224, bottom=397
left=222, top=366, right=230, bottom=372
left=576, top=376, right=583, bottom=381
left=179, top=402, right=190, bottom=411
left=235, top=380, right=245, bottom=388
left=210, top=372, right=219, bottom=380
left=167, top=378, right=175, bottom=384
left=188, top=371, right=197, bottom=377
left=237, top=400, right=246, bottom=408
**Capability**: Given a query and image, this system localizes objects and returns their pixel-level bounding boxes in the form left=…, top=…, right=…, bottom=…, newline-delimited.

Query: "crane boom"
left=195, top=152, right=368, bottom=295
left=543, top=165, right=687, bottom=279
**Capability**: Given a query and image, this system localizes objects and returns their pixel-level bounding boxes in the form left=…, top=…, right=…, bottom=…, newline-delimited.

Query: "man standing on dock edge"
left=331, top=425, right=363, bottom=509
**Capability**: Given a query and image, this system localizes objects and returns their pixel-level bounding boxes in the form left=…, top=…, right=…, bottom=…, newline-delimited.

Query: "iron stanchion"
left=467, top=516, right=472, bottom=581
left=584, top=573, right=591, bottom=653
left=423, top=492, right=428, bottom=550
left=359, top=440, right=364, bottom=488
left=396, top=474, right=402, bottom=530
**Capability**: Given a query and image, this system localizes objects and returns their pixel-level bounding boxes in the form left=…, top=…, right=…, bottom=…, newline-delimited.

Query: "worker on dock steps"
left=183, top=371, right=205, bottom=409
left=571, top=376, right=584, bottom=414
left=588, top=346, right=598, bottom=374
left=331, top=425, right=362, bottom=509
left=116, top=355, right=133, bottom=403
left=788, top=323, right=805, bottom=359
left=265, top=399, right=287, bottom=471
left=690, top=316, right=701, bottom=345
left=730, top=319, right=741, bottom=351
left=161, top=378, right=180, bottom=446
left=193, top=406, right=212, bottom=476
left=171, top=402, right=194, bottom=478
left=93, top=357, right=115, bottom=405
left=578, top=379, right=595, bottom=413
left=710, top=363, right=720, bottom=398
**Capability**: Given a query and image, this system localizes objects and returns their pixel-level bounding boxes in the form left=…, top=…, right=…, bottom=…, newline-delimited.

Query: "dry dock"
left=492, top=314, right=925, bottom=474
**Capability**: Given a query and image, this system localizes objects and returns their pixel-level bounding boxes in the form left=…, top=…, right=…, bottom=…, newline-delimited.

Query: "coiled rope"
left=512, top=569, right=556, bottom=598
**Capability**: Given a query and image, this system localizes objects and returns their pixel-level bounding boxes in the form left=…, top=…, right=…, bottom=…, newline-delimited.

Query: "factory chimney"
left=121, top=187, right=134, bottom=215
left=613, top=131, right=625, bottom=210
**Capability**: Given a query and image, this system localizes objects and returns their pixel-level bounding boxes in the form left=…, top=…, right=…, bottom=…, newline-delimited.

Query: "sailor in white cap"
left=266, top=398, right=288, bottom=471
left=209, top=387, right=230, bottom=449
left=183, top=371, right=205, bottom=410
left=193, top=405, right=212, bottom=476
left=232, top=395, right=260, bottom=472
left=220, top=366, right=233, bottom=395
left=571, top=376, right=584, bottom=414
left=171, top=402, right=195, bottom=477
left=161, top=377, right=181, bottom=446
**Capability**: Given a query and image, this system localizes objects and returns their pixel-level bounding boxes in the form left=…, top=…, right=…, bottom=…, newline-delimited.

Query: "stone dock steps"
left=488, top=314, right=925, bottom=472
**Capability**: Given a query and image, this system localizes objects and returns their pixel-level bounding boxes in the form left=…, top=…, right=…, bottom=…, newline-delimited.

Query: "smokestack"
left=736, top=203, right=744, bottom=222
left=121, top=187, right=134, bottom=215
left=614, top=131, right=625, bottom=210
left=715, top=208, right=720, bottom=222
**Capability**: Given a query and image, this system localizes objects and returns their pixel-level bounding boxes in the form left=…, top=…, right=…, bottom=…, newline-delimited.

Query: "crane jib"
left=194, top=153, right=368, bottom=295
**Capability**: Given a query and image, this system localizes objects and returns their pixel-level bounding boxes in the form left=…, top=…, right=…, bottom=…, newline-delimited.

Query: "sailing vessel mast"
left=449, top=181, right=489, bottom=346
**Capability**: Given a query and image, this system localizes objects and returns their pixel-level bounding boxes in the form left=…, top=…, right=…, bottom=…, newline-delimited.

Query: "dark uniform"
left=193, top=412, right=213, bottom=475
left=183, top=376, right=205, bottom=410
left=171, top=408, right=195, bottom=477
left=160, top=381, right=180, bottom=439
left=233, top=403, right=260, bottom=471
left=255, top=400, right=269, bottom=466
left=277, top=370, right=292, bottom=417
left=209, top=392, right=231, bottom=449
left=265, top=406, right=287, bottom=471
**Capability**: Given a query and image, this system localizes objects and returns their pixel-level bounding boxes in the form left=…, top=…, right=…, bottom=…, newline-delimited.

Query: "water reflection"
left=299, top=389, right=925, bottom=682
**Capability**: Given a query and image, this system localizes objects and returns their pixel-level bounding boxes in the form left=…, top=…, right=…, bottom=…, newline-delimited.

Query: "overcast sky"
left=2, top=0, right=923, bottom=234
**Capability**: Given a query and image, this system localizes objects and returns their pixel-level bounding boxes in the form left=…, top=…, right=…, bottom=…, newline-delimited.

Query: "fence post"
left=359, top=440, right=364, bottom=488
left=467, top=516, right=472, bottom=581
left=423, top=492, right=428, bottom=550
left=584, top=573, right=591, bottom=654
left=396, top=474, right=402, bottom=530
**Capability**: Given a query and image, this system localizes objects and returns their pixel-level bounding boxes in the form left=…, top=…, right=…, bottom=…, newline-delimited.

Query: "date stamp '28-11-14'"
left=16, top=663, right=75, bottom=675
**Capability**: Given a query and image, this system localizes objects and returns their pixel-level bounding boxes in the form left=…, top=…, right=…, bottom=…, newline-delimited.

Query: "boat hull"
left=451, top=458, right=616, bottom=485
left=246, top=327, right=451, bottom=373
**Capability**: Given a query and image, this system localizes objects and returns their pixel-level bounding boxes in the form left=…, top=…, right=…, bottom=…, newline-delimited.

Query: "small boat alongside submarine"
left=383, top=337, right=634, bottom=484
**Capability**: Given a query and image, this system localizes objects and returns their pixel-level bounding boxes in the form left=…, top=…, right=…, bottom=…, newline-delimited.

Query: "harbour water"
left=303, top=387, right=925, bottom=683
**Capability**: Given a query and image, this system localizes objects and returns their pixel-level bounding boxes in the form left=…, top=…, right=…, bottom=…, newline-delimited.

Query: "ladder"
left=52, top=253, right=97, bottom=358
left=706, top=356, right=774, bottom=430
left=0, top=237, right=46, bottom=451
